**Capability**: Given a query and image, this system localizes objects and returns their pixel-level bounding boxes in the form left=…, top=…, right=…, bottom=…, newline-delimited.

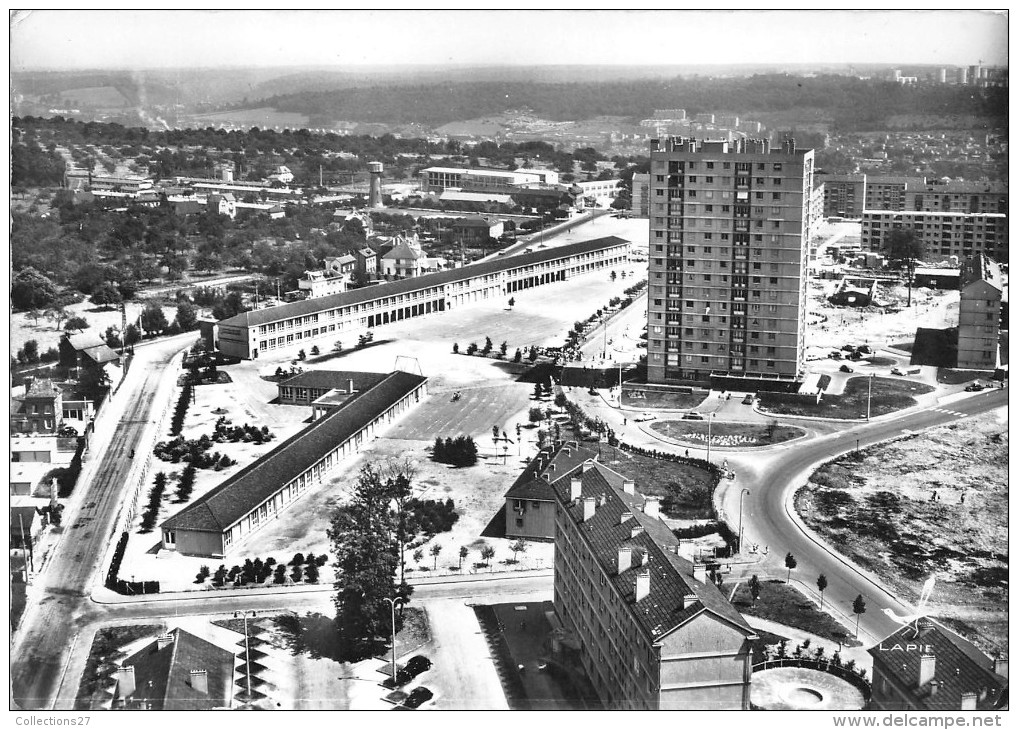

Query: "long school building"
left=208, top=236, right=632, bottom=360
left=160, top=370, right=428, bottom=557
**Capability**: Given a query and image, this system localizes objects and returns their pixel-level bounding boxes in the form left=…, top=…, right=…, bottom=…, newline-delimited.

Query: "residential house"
left=869, top=618, right=1008, bottom=711
left=380, top=236, right=427, bottom=278
left=207, top=193, right=237, bottom=219
left=113, top=628, right=234, bottom=711
left=957, top=254, right=1003, bottom=369
left=451, top=217, right=504, bottom=246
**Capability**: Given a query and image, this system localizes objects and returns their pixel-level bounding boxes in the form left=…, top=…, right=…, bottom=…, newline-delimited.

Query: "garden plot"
left=796, top=408, right=1008, bottom=654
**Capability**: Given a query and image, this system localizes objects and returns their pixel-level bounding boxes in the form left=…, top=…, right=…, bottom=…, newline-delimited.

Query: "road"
left=10, top=335, right=193, bottom=711
left=50, top=573, right=554, bottom=710
left=719, top=387, right=1008, bottom=644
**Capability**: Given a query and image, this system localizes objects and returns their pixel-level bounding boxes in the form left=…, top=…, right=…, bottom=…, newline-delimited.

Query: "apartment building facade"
left=817, top=174, right=866, bottom=218
left=646, top=136, right=814, bottom=389
left=861, top=211, right=1007, bottom=262
left=957, top=253, right=1003, bottom=369
left=548, top=443, right=757, bottom=709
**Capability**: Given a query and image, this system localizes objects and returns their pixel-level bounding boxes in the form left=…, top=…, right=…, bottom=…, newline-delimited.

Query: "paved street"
left=11, top=334, right=194, bottom=710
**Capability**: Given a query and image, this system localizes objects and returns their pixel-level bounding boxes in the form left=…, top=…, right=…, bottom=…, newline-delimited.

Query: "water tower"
left=368, top=161, right=384, bottom=208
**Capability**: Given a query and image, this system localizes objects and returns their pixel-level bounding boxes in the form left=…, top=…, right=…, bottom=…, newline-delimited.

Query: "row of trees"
left=431, top=436, right=479, bottom=467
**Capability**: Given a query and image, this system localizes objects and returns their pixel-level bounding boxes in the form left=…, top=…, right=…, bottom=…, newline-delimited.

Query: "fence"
left=752, top=658, right=871, bottom=703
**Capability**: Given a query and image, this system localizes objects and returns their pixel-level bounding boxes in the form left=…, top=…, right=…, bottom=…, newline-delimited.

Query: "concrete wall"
left=170, top=528, right=225, bottom=558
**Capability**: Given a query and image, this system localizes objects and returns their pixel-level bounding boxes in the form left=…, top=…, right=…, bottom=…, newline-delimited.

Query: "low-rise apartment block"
left=861, top=211, right=1007, bottom=262
left=957, top=253, right=1004, bottom=370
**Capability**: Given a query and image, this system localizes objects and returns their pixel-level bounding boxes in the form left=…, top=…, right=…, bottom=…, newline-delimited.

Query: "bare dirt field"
left=795, top=408, right=1008, bottom=654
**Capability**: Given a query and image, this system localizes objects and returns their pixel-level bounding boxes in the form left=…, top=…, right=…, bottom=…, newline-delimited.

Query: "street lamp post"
left=234, top=610, right=257, bottom=702
left=866, top=373, right=874, bottom=421
left=383, top=596, right=403, bottom=685
left=706, top=413, right=714, bottom=464
left=739, top=489, right=750, bottom=555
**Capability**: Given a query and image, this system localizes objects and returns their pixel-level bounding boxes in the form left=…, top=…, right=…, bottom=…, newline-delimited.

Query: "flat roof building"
left=957, top=253, right=1003, bottom=370
left=646, top=136, right=815, bottom=390
left=861, top=211, right=1007, bottom=263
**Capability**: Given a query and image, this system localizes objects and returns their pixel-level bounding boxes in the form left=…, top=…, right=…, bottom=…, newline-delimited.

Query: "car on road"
left=839, top=364, right=854, bottom=373
left=857, top=345, right=873, bottom=354
left=965, top=382, right=986, bottom=392
left=829, top=351, right=842, bottom=360
left=891, top=366, right=921, bottom=376
left=634, top=412, right=656, bottom=422
left=841, top=344, right=856, bottom=352
left=682, top=412, right=705, bottom=421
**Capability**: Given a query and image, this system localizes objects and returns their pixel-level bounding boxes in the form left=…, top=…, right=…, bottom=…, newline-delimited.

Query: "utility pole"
left=866, top=373, right=873, bottom=421
left=383, top=597, right=403, bottom=685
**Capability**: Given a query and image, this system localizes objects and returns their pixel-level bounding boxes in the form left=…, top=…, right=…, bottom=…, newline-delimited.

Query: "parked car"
left=682, top=412, right=705, bottom=421
left=634, top=412, right=656, bottom=422
left=840, top=364, right=854, bottom=373
left=891, top=367, right=906, bottom=376
left=402, top=687, right=434, bottom=709
left=829, top=351, right=843, bottom=360
left=857, top=345, right=872, bottom=354
left=742, top=394, right=754, bottom=405
left=404, top=656, right=432, bottom=679
left=965, top=382, right=986, bottom=392
left=841, top=344, right=856, bottom=352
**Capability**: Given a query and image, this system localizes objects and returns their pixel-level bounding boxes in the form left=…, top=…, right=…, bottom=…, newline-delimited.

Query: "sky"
left=10, top=9, right=1009, bottom=72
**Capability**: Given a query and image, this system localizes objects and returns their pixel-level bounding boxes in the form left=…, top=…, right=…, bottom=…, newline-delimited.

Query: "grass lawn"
left=890, top=342, right=914, bottom=353
left=758, top=376, right=934, bottom=419
left=594, top=443, right=715, bottom=519
left=732, top=581, right=861, bottom=647
left=622, top=387, right=707, bottom=410
left=650, top=421, right=805, bottom=448
left=75, top=624, right=162, bottom=709
left=937, top=368, right=995, bottom=385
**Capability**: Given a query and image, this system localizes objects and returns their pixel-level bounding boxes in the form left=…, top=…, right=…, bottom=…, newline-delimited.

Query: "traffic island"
left=650, top=420, right=806, bottom=448
left=757, top=376, right=934, bottom=419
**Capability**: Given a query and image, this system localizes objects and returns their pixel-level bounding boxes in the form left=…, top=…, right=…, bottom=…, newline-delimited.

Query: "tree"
left=509, top=539, right=528, bottom=563
left=458, top=545, right=469, bottom=570
left=104, top=326, right=122, bottom=349
left=175, top=302, right=199, bottom=332
left=852, top=594, right=867, bottom=638
left=90, top=282, right=123, bottom=306
left=18, top=340, right=40, bottom=364
left=45, top=306, right=68, bottom=332
left=412, top=549, right=424, bottom=568
left=140, top=302, right=168, bottom=335
left=480, top=544, right=495, bottom=569
left=529, top=406, right=544, bottom=423
left=452, top=342, right=459, bottom=354
left=784, top=552, right=797, bottom=583
left=482, top=336, right=493, bottom=355
left=12, top=268, right=57, bottom=310
left=429, top=543, right=442, bottom=570
left=884, top=227, right=924, bottom=307
left=749, top=574, right=761, bottom=602
left=64, top=316, right=89, bottom=333
left=817, top=574, right=828, bottom=610
left=124, top=323, right=141, bottom=346
left=327, top=463, right=405, bottom=660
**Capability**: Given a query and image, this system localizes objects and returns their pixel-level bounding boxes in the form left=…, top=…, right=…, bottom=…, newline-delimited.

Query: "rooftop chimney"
left=928, top=680, right=940, bottom=697
left=618, top=546, right=632, bottom=574
left=620, top=511, right=633, bottom=525
left=683, top=593, right=699, bottom=609
left=570, top=477, right=583, bottom=501
left=582, top=497, right=596, bottom=522
left=117, top=666, right=136, bottom=697
left=919, top=653, right=937, bottom=686
left=157, top=633, right=175, bottom=651
left=960, top=692, right=977, bottom=711
left=631, top=525, right=644, bottom=539
left=562, top=447, right=571, bottom=456
left=348, top=379, right=355, bottom=394
left=643, top=497, right=660, bottom=519
left=635, top=570, right=650, bottom=602
left=189, top=669, right=208, bottom=694
left=994, top=655, right=1009, bottom=679
left=622, top=479, right=636, bottom=495
left=692, top=563, right=707, bottom=583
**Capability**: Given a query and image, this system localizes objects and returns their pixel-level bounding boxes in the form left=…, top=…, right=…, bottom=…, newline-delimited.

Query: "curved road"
left=720, top=387, right=1007, bottom=644
left=11, top=334, right=193, bottom=710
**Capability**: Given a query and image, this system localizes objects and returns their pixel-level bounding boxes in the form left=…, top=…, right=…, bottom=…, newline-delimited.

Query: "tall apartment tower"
left=646, top=137, right=814, bottom=390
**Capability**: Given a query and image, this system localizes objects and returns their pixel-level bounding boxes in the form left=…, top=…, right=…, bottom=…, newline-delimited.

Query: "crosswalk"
left=930, top=407, right=967, bottom=418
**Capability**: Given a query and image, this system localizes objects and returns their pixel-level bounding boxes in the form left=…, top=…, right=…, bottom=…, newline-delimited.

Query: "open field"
left=650, top=421, right=806, bottom=448
left=758, top=376, right=934, bottom=419
left=796, top=408, right=1008, bottom=654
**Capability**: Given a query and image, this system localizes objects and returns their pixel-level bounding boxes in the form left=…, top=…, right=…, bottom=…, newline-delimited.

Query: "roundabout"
left=751, top=666, right=867, bottom=710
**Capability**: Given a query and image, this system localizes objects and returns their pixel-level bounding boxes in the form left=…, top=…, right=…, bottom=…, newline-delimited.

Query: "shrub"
left=139, top=472, right=168, bottom=532
left=432, top=435, right=478, bottom=467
